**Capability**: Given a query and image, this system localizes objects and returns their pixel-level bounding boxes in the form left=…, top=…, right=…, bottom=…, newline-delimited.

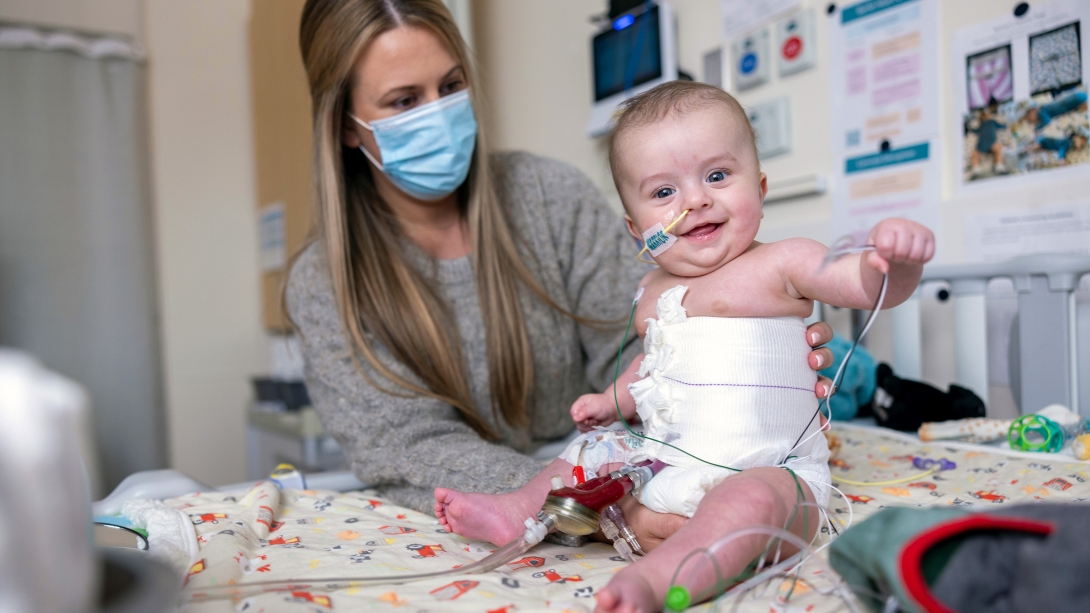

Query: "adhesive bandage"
left=636, top=209, right=690, bottom=263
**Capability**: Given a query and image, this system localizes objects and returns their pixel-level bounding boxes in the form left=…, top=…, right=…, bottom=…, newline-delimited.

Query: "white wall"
left=0, top=0, right=144, bottom=43
left=473, top=0, right=618, bottom=206
left=144, top=0, right=267, bottom=486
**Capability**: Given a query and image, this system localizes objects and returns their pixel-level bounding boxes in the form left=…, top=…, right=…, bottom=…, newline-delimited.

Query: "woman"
left=286, top=0, right=834, bottom=549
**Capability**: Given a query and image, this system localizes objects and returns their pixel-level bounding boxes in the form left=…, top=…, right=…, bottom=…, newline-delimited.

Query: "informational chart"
left=828, top=0, right=941, bottom=246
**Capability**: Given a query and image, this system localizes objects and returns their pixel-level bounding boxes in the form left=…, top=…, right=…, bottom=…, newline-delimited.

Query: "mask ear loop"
left=346, top=112, right=385, bottom=171
left=634, top=209, right=690, bottom=265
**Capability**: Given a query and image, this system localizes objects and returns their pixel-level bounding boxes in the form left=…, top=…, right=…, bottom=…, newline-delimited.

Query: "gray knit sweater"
left=286, top=152, right=647, bottom=513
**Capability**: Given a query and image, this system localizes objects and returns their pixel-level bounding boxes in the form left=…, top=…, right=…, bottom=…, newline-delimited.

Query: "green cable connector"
left=664, top=585, right=691, bottom=612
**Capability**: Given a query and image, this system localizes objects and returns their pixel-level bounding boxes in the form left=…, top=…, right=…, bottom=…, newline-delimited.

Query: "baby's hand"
left=570, top=393, right=619, bottom=432
left=865, top=218, right=935, bottom=274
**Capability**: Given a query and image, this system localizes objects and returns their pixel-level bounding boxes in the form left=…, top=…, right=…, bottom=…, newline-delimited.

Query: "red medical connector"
left=539, top=461, right=664, bottom=537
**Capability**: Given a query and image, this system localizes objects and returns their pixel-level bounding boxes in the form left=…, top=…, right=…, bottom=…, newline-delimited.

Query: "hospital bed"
left=92, top=254, right=1090, bottom=612
left=105, top=424, right=1090, bottom=612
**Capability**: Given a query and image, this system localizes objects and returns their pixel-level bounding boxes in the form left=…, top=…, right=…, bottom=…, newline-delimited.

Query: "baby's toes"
left=594, top=586, right=621, bottom=613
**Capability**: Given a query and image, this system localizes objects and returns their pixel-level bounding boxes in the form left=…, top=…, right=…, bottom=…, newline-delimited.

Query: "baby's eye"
left=653, top=187, right=675, bottom=199
left=707, top=171, right=727, bottom=183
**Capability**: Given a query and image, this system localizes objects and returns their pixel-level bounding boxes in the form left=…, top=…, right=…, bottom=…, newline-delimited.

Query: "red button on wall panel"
left=782, top=36, right=802, bottom=60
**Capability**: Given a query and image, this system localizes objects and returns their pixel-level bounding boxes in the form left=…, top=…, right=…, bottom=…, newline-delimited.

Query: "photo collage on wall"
left=962, top=21, right=1088, bottom=184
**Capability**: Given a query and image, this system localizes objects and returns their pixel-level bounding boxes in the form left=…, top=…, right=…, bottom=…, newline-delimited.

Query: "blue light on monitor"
left=613, top=14, right=635, bottom=30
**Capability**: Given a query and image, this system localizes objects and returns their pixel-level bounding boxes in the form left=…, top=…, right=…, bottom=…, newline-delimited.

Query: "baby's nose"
left=685, top=188, right=713, bottom=210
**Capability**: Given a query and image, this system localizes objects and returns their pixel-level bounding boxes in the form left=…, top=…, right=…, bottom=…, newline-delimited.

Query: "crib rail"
left=890, top=254, right=1090, bottom=417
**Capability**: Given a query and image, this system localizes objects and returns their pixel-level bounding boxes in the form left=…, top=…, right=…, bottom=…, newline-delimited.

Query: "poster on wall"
left=828, top=0, right=941, bottom=247
left=952, top=0, right=1090, bottom=193
left=963, top=201, right=1090, bottom=262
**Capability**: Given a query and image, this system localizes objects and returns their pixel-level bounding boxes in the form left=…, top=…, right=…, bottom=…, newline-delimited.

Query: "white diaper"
left=557, top=425, right=642, bottom=478
left=638, top=460, right=829, bottom=518
left=638, top=465, right=732, bottom=517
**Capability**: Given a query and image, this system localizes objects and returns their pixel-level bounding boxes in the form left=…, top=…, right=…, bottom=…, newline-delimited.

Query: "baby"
left=435, top=81, right=932, bottom=613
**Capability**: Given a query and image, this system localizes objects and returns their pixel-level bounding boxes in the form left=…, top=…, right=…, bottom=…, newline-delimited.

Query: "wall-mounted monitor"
left=586, top=2, right=677, bottom=137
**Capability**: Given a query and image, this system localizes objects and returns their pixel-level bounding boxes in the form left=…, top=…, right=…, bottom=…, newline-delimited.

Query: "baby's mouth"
left=682, top=222, right=721, bottom=239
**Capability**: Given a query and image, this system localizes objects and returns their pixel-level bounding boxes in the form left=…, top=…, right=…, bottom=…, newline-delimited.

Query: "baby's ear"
left=624, top=215, right=641, bottom=241
left=758, top=172, right=768, bottom=204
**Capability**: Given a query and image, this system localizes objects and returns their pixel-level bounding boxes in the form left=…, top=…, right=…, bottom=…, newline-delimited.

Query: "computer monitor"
left=586, top=2, right=677, bottom=137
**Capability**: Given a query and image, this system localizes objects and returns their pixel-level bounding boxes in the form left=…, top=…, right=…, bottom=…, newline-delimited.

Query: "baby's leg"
left=435, top=458, right=574, bottom=546
left=596, top=467, right=818, bottom=613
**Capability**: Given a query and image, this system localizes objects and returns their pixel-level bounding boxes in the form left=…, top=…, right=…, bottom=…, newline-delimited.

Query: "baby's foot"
left=595, top=563, right=661, bottom=613
left=434, top=488, right=542, bottom=546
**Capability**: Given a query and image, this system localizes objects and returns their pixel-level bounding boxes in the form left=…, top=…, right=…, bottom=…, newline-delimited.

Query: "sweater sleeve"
left=530, top=157, right=649, bottom=392
left=286, top=245, right=545, bottom=512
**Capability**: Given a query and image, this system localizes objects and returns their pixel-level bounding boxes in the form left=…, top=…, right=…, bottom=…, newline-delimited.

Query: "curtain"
left=0, top=25, right=164, bottom=493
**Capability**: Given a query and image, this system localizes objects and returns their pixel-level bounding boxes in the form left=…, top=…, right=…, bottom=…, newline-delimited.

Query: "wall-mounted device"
left=702, top=46, right=726, bottom=90
left=730, top=27, right=771, bottom=91
left=586, top=2, right=678, bottom=137
left=748, top=95, right=791, bottom=159
left=776, top=9, right=817, bottom=77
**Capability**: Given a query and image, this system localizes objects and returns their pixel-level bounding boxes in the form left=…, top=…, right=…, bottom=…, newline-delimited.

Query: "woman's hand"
left=805, top=321, right=834, bottom=400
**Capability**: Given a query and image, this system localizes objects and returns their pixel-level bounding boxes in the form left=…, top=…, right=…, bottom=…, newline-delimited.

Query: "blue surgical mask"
left=349, top=90, right=477, bottom=201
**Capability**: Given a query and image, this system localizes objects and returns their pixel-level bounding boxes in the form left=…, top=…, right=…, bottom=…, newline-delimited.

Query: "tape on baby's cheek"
left=642, top=223, right=677, bottom=257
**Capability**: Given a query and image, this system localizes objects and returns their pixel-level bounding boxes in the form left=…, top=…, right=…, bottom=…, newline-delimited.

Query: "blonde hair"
left=607, top=81, right=758, bottom=196
left=297, top=0, right=577, bottom=438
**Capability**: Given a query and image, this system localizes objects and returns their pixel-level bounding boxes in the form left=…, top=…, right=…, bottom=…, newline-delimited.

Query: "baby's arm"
left=571, top=353, right=643, bottom=432
left=782, top=218, right=934, bottom=310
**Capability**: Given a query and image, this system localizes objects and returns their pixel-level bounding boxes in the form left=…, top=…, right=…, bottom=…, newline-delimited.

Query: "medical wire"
left=831, top=469, right=936, bottom=487
left=785, top=253, right=888, bottom=463
left=667, top=526, right=862, bottom=613
left=822, top=483, right=853, bottom=538
left=183, top=520, right=540, bottom=602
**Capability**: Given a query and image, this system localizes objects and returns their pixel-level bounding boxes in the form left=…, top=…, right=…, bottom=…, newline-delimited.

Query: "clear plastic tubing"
left=184, top=533, right=536, bottom=603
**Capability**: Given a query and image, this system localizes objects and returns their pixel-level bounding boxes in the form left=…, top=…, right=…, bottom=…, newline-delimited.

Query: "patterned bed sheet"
left=176, top=423, right=1090, bottom=612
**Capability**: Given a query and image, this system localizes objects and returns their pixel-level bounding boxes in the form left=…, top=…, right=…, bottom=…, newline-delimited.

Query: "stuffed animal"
left=871, top=363, right=985, bottom=431
left=819, top=333, right=877, bottom=421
